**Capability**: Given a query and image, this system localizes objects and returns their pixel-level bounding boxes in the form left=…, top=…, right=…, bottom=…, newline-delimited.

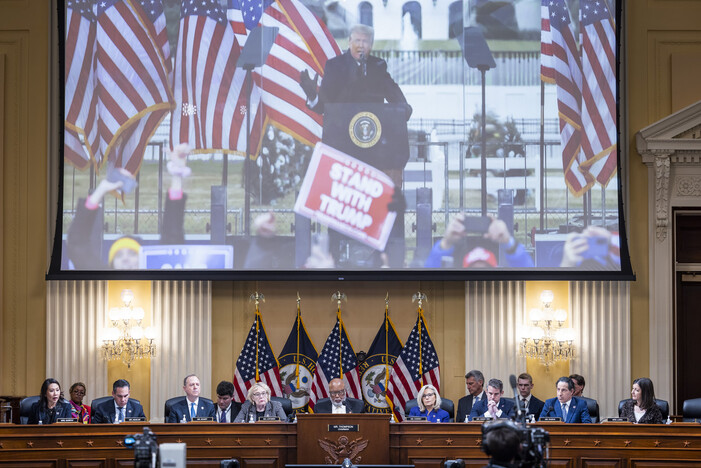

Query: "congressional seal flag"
left=386, top=294, right=440, bottom=422
left=233, top=295, right=283, bottom=402
left=309, top=294, right=361, bottom=411
left=277, top=295, right=319, bottom=412
left=360, top=300, right=403, bottom=414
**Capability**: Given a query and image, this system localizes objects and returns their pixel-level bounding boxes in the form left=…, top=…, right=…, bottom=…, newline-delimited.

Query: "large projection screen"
left=50, top=0, right=633, bottom=280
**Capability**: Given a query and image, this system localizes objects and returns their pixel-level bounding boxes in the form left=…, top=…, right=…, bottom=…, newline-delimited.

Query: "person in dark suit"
left=28, top=378, right=73, bottom=424
left=517, top=372, right=544, bottom=421
left=166, top=374, right=216, bottom=423
left=313, top=378, right=365, bottom=414
left=233, top=382, right=287, bottom=422
left=91, top=379, right=145, bottom=424
left=215, top=381, right=241, bottom=423
left=300, top=24, right=411, bottom=122
left=456, top=369, right=487, bottom=422
left=469, top=378, right=515, bottom=421
left=539, top=377, right=592, bottom=423
left=569, top=374, right=586, bottom=398
left=299, top=24, right=411, bottom=269
left=620, top=377, right=664, bottom=424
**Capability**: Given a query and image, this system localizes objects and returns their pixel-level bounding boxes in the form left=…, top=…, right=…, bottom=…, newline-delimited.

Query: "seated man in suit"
left=517, top=372, right=544, bottom=421
left=92, top=379, right=145, bottom=423
left=166, top=374, right=216, bottom=423
left=215, top=381, right=241, bottom=423
left=314, top=378, right=365, bottom=414
left=539, top=377, right=592, bottom=423
left=456, top=369, right=487, bottom=422
left=470, top=378, right=515, bottom=421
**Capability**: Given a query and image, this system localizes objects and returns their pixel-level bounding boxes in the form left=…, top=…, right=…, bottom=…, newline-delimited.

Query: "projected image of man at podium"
left=299, top=25, right=412, bottom=268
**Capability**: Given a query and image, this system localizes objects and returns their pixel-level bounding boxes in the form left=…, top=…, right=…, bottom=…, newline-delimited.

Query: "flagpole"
left=384, top=293, right=390, bottom=393
left=412, top=291, right=427, bottom=387
left=296, top=292, right=301, bottom=389
left=250, top=292, right=265, bottom=382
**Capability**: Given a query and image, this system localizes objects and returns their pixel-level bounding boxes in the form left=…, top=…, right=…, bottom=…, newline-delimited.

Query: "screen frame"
left=47, top=0, right=635, bottom=282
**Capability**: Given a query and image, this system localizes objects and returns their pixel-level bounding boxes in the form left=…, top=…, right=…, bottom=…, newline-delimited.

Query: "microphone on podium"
left=509, top=374, right=524, bottom=423
left=359, top=52, right=367, bottom=76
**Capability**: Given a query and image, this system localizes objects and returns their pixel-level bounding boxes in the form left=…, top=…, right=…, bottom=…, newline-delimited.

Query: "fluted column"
left=150, top=280, right=211, bottom=422
left=570, top=281, right=631, bottom=419
left=46, top=280, right=109, bottom=402
left=465, top=281, right=526, bottom=389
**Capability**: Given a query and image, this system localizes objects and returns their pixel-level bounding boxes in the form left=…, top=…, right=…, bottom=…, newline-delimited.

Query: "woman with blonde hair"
left=408, top=384, right=450, bottom=423
left=234, top=382, right=287, bottom=422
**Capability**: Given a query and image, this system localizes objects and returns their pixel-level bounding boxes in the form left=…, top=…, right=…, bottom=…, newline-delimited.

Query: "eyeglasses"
left=252, top=392, right=267, bottom=398
left=329, top=390, right=346, bottom=397
left=422, top=393, right=436, bottom=398
left=72, top=389, right=85, bottom=395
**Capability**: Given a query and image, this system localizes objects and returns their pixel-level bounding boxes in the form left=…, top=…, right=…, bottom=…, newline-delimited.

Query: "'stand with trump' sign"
left=294, top=143, right=397, bottom=252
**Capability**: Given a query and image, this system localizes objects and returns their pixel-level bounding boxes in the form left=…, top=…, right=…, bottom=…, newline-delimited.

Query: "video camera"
left=124, top=427, right=159, bottom=468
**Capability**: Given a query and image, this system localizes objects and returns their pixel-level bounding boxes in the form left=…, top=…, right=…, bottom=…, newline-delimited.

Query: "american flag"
left=170, top=0, right=265, bottom=156
left=540, top=0, right=555, bottom=83
left=65, top=0, right=98, bottom=169
left=543, top=0, right=594, bottom=196
left=227, top=0, right=340, bottom=147
left=309, top=316, right=361, bottom=411
left=95, top=0, right=173, bottom=174
left=233, top=312, right=283, bottom=402
left=578, top=0, right=617, bottom=187
left=386, top=312, right=440, bottom=422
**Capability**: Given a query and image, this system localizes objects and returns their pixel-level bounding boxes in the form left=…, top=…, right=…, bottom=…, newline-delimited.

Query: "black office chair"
left=164, top=396, right=186, bottom=421
left=19, top=395, right=40, bottom=424
left=270, top=396, right=294, bottom=421
left=404, top=398, right=455, bottom=422
left=682, top=398, right=701, bottom=422
left=618, top=398, right=669, bottom=420
left=90, top=396, right=141, bottom=416
left=578, top=397, right=599, bottom=423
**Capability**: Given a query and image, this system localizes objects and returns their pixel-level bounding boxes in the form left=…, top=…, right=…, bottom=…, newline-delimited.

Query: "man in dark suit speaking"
left=92, top=379, right=145, bottom=423
left=314, top=378, right=365, bottom=414
left=299, top=25, right=412, bottom=268
left=300, top=24, right=412, bottom=125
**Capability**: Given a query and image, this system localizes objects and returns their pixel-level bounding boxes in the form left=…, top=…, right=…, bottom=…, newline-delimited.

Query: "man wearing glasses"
left=314, top=378, right=365, bottom=414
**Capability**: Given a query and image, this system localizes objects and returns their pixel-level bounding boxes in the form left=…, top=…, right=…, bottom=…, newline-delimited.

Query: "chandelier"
left=101, top=289, right=156, bottom=368
left=518, top=290, right=575, bottom=367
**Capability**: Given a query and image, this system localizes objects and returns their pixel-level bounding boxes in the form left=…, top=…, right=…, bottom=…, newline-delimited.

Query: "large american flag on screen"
left=540, top=0, right=555, bottom=83
left=386, top=312, right=440, bottom=422
left=309, top=316, right=361, bottom=411
left=227, top=0, right=340, bottom=146
left=579, top=0, right=617, bottom=188
left=233, top=312, right=283, bottom=402
left=170, top=0, right=265, bottom=155
left=543, top=0, right=594, bottom=196
left=65, top=0, right=99, bottom=169
left=95, top=0, right=173, bottom=174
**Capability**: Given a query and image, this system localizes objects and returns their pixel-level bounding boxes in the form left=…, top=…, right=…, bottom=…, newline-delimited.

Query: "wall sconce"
left=518, top=290, right=575, bottom=367
left=101, top=289, right=156, bottom=368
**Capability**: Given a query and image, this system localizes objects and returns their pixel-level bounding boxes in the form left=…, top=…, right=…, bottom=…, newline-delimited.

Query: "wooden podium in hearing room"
left=296, top=413, right=390, bottom=464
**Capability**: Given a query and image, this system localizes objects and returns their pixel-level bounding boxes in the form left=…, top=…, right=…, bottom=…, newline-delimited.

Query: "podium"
left=296, top=413, right=390, bottom=464
left=322, top=103, right=409, bottom=172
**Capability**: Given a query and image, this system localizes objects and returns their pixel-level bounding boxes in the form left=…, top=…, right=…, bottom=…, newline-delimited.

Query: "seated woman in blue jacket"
left=28, top=378, right=73, bottom=424
left=408, top=384, right=450, bottom=423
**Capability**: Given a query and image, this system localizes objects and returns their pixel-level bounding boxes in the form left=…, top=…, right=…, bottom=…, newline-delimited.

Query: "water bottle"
left=248, top=413, right=255, bottom=423
left=38, top=419, right=43, bottom=425
left=293, top=414, right=298, bottom=424
left=181, top=414, right=187, bottom=424
left=666, top=415, right=673, bottom=425
left=464, top=415, right=469, bottom=423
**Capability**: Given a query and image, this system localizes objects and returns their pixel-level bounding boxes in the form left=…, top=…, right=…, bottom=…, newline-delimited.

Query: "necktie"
left=522, top=398, right=528, bottom=409
left=561, top=403, right=568, bottom=421
left=220, top=410, right=226, bottom=423
left=118, top=407, right=124, bottom=422
left=190, top=403, right=196, bottom=419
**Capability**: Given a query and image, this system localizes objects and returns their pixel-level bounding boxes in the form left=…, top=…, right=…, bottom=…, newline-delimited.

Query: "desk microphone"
left=359, top=52, right=367, bottom=76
